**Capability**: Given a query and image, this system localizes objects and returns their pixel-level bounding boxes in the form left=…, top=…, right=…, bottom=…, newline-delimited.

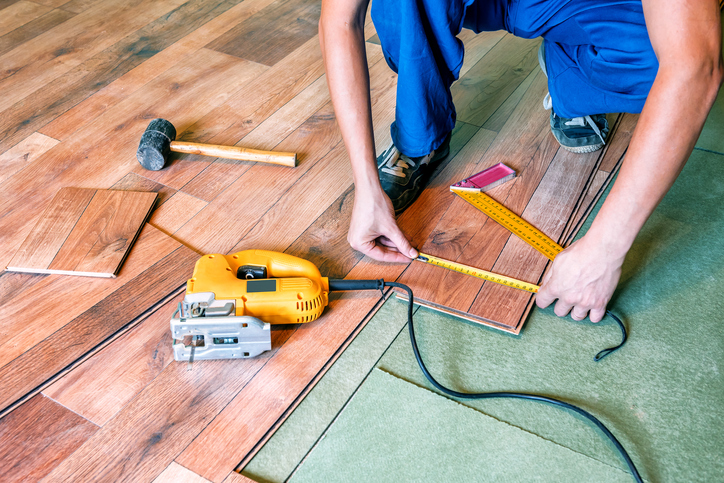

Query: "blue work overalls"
left=371, top=0, right=658, bottom=156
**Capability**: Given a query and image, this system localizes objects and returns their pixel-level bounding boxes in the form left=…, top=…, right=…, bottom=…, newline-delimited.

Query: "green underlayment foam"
left=244, top=150, right=724, bottom=482
left=288, top=369, right=632, bottom=483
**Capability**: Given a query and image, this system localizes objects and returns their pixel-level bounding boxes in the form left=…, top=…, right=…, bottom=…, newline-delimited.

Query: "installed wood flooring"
left=0, top=1, right=633, bottom=482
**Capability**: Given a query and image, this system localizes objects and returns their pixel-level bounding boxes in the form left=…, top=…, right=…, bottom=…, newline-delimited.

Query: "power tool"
left=171, top=249, right=381, bottom=361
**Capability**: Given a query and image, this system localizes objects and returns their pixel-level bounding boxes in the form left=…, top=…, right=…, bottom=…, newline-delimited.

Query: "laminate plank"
left=134, top=35, right=325, bottom=191
left=0, top=239, right=198, bottom=414
left=0, top=0, right=187, bottom=110
left=40, top=0, right=278, bottom=141
left=44, top=294, right=181, bottom=426
left=59, top=0, right=104, bottom=14
left=0, top=394, right=98, bottom=482
left=173, top=102, right=342, bottom=255
left=0, top=131, right=59, bottom=186
left=154, top=462, right=212, bottom=483
left=0, top=0, right=21, bottom=10
left=32, top=0, right=71, bottom=7
left=452, top=35, right=541, bottom=127
left=148, top=191, right=208, bottom=236
left=7, top=188, right=157, bottom=277
left=223, top=472, right=257, bottom=483
left=42, top=326, right=297, bottom=483
left=180, top=74, right=332, bottom=202
left=0, top=0, right=250, bottom=152
left=0, top=1, right=53, bottom=37
left=0, top=7, right=75, bottom=57
left=482, top=67, right=537, bottom=132
left=207, top=0, right=320, bottom=67
left=0, top=225, right=180, bottom=370
left=457, top=29, right=507, bottom=78
left=0, top=47, right=264, bottom=269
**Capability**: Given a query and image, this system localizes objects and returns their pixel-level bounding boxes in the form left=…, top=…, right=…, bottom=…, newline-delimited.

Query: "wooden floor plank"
left=0, top=231, right=198, bottom=415
left=44, top=294, right=182, bottom=426
left=207, top=0, right=320, bottom=67
left=457, top=29, right=507, bottom=78
left=148, top=191, right=208, bottom=236
left=40, top=0, right=278, bottom=141
left=0, top=7, right=75, bottom=57
left=7, top=188, right=157, bottom=277
left=154, top=462, right=212, bottom=483
left=452, top=35, right=541, bottom=127
left=0, top=131, right=59, bottom=187
left=0, top=1, right=53, bottom=37
left=0, top=394, right=98, bottom=483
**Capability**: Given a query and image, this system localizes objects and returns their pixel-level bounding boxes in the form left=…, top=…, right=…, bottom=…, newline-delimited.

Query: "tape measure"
left=450, top=187, right=562, bottom=261
left=414, top=187, right=564, bottom=292
left=416, top=252, right=540, bottom=293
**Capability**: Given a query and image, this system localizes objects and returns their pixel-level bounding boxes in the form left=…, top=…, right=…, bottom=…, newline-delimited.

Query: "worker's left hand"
left=535, top=235, right=624, bottom=323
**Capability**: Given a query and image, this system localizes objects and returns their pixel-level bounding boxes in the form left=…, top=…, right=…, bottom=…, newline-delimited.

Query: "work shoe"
left=377, top=133, right=451, bottom=216
left=538, top=43, right=609, bottom=154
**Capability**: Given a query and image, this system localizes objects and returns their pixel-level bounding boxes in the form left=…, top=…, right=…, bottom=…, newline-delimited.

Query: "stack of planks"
left=0, top=1, right=636, bottom=482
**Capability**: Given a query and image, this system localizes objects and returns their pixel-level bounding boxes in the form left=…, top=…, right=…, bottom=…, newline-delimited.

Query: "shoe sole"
left=558, top=142, right=604, bottom=154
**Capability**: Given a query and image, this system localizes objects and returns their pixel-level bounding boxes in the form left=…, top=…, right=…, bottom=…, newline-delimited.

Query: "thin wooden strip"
left=207, top=0, right=320, bottom=67
left=0, top=394, right=98, bottom=482
left=0, top=131, right=59, bottom=187
left=6, top=187, right=95, bottom=271
left=0, top=8, right=75, bottom=57
left=0, top=243, right=198, bottom=414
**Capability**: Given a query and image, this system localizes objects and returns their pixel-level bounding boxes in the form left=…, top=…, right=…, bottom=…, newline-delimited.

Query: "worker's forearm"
left=585, top=64, right=723, bottom=256
left=319, top=7, right=381, bottom=197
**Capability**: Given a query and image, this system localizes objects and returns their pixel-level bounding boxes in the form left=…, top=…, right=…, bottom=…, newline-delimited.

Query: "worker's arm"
left=319, top=0, right=417, bottom=263
left=536, top=0, right=723, bottom=322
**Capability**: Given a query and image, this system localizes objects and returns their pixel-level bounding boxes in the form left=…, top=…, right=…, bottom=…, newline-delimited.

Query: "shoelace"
left=380, top=146, right=432, bottom=179
left=543, top=93, right=606, bottom=146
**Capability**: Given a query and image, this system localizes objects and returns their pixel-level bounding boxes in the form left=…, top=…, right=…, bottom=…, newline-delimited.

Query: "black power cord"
left=328, top=278, right=642, bottom=483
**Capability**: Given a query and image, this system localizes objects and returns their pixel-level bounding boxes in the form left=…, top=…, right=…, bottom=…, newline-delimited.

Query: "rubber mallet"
left=136, top=118, right=297, bottom=171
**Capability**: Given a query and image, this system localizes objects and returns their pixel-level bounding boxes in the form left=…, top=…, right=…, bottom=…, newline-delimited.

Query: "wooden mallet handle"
left=170, top=141, right=297, bottom=167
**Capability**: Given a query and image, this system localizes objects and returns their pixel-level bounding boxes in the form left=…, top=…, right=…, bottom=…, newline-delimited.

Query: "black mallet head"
left=136, top=118, right=177, bottom=171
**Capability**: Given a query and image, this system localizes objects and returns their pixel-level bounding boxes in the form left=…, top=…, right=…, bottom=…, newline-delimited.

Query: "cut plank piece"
left=0, top=394, right=98, bottom=482
left=0, top=224, right=199, bottom=415
left=6, top=188, right=157, bottom=277
left=153, top=462, right=212, bottom=483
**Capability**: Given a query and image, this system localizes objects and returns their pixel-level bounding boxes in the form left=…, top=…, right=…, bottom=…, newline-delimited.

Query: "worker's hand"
left=348, top=188, right=418, bottom=263
left=535, top=235, right=624, bottom=323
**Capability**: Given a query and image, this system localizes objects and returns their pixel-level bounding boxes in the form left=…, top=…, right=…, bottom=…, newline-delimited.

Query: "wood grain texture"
left=0, top=226, right=198, bottom=414
left=42, top=327, right=297, bottom=483
left=44, top=294, right=182, bottom=426
left=207, top=0, right=320, bottom=67
left=0, top=394, right=98, bottom=482
left=0, top=225, right=180, bottom=368
left=0, top=1, right=53, bottom=37
left=0, top=7, right=75, bottom=57
left=153, top=462, right=212, bottom=483
left=6, top=188, right=157, bottom=277
left=148, top=191, right=208, bottom=236
left=0, top=131, right=59, bottom=186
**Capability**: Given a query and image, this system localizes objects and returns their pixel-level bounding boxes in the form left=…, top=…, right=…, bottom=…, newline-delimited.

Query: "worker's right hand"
left=348, top=188, right=418, bottom=263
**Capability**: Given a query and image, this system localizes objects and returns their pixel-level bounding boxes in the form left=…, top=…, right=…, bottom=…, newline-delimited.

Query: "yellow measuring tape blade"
left=416, top=252, right=540, bottom=294
left=450, top=187, right=563, bottom=261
